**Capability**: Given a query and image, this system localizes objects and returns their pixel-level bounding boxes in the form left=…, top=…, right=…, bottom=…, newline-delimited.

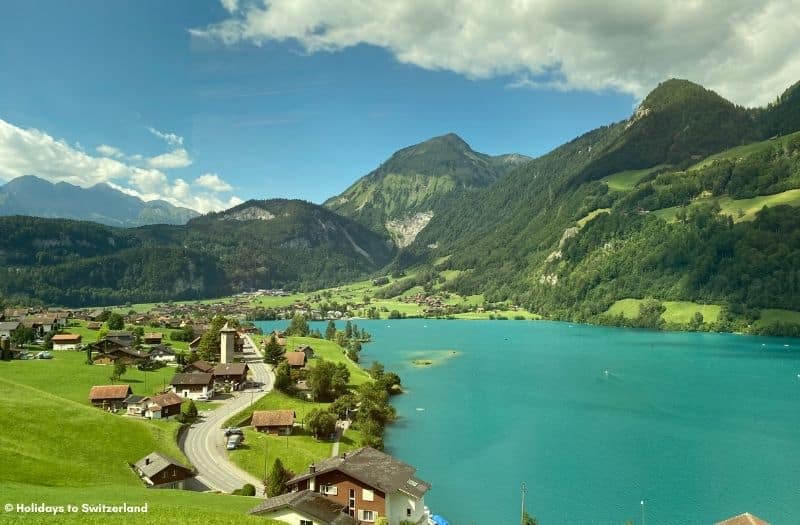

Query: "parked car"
left=37, top=351, right=53, bottom=359
left=226, top=434, right=243, bottom=450
left=196, top=395, right=210, bottom=402
left=224, top=427, right=244, bottom=437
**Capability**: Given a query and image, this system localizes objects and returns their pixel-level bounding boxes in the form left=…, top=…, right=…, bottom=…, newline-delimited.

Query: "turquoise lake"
left=257, top=319, right=800, bottom=524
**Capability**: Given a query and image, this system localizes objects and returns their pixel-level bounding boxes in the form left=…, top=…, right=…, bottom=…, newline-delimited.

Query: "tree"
left=344, top=320, right=353, bottom=339
left=264, top=334, right=284, bottom=365
left=329, top=393, right=357, bottom=420
left=306, top=408, right=337, bottom=439
left=368, top=361, right=385, bottom=380
left=274, top=361, right=292, bottom=392
left=308, top=359, right=348, bottom=401
left=523, top=511, right=539, bottom=525
left=85, top=345, right=93, bottom=365
left=182, top=399, right=198, bottom=420
left=286, top=314, right=309, bottom=336
left=324, top=320, right=336, bottom=340
left=197, top=316, right=228, bottom=362
left=266, top=458, right=292, bottom=497
left=110, top=361, right=127, bottom=382
left=11, top=325, right=34, bottom=347
left=689, top=311, right=704, bottom=330
left=107, top=312, right=124, bottom=330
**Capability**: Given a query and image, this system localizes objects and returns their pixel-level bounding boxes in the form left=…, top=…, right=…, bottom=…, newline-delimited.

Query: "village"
left=0, top=304, right=442, bottom=525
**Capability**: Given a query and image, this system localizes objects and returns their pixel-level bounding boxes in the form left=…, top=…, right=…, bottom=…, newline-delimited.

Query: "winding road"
left=180, top=334, right=273, bottom=496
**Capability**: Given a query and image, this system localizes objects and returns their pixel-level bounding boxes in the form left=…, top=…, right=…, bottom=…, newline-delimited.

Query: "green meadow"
left=605, top=299, right=722, bottom=324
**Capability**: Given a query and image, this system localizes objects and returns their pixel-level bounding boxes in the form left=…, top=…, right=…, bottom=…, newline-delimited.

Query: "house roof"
left=288, top=447, right=430, bottom=499
left=52, top=334, right=81, bottom=343
left=149, top=345, right=176, bottom=356
left=296, top=345, right=314, bottom=352
left=102, top=347, right=147, bottom=359
left=22, top=315, right=57, bottom=326
left=134, top=451, right=192, bottom=480
left=187, top=360, right=215, bottom=373
left=189, top=336, right=202, bottom=347
left=213, top=362, right=249, bottom=376
left=107, top=330, right=133, bottom=338
left=151, top=391, right=184, bottom=408
left=124, top=395, right=149, bottom=404
left=220, top=322, right=236, bottom=333
left=716, top=513, right=770, bottom=525
left=170, top=373, right=213, bottom=386
left=252, top=409, right=295, bottom=427
left=143, top=333, right=162, bottom=340
left=248, top=489, right=355, bottom=525
left=0, top=321, right=21, bottom=331
left=285, top=352, right=306, bottom=367
left=89, top=385, right=133, bottom=400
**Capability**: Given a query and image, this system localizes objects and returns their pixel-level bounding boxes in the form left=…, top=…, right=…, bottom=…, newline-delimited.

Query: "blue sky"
left=1, top=1, right=797, bottom=211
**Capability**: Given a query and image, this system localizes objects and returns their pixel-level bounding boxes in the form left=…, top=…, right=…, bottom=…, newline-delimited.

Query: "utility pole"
left=520, top=482, right=527, bottom=525
left=641, top=500, right=645, bottom=525
left=264, top=435, right=269, bottom=481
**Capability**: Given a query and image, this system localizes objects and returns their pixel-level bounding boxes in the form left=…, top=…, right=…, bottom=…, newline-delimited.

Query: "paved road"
left=180, top=334, right=273, bottom=496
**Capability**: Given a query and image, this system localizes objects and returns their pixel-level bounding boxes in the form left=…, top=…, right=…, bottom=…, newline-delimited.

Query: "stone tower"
left=220, top=322, right=236, bottom=364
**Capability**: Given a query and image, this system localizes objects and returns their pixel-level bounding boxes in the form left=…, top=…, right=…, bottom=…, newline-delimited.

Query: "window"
left=348, top=489, right=355, bottom=516
left=359, top=510, right=375, bottom=522
left=300, top=520, right=313, bottom=525
left=407, top=508, right=412, bottom=517
left=320, top=484, right=338, bottom=496
left=362, top=488, right=374, bottom=501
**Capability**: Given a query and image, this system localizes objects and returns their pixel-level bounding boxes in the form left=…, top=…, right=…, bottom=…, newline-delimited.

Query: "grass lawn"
left=0, top=482, right=278, bottom=525
left=603, top=165, right=669, bottom=191
left=223, top=391, right=330, bottom=429
left=605, top=299, right=720, bottom=324
left=754, top=308, right=800, bottom=328
left=0, top=375, right=186, bottom=488
left=450, top=310, right=541, bottom=320
left=3, top=352, right=179, bottom=404
left=654, top=188, right=800, bottom=224
left=287, top=336, right=371, bottom=387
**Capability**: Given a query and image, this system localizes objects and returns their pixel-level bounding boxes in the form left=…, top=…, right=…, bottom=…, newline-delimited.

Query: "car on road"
left=226, top=434, right=243, bottom=450
left=224, top=427, right=243, bottom=437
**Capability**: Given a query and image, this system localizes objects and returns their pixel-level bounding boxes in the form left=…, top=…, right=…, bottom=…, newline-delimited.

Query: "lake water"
left=256, top=319, right=800, bottom=525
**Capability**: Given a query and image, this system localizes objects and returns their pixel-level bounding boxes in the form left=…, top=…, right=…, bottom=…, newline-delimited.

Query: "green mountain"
left=324, top=133, right=529, bottom=246
left=0, top=175, right=199, bottom=226
left=0, top=199, right=394, bottom=306
left=402, top=78, right=800, bottom=332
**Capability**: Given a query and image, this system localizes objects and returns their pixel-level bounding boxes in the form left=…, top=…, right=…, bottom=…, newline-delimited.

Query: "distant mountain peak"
left=0, top=175, right=199, bottom=227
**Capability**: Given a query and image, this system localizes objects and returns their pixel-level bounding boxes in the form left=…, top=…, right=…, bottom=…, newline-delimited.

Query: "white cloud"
left=147, top=126, right=184, bottom=147
left=147, top=148, right=193, bottom=169
left=0, top=117, right=240, bottom=213
left=220, top=0, right=239, bottom=13
left=195, top=172, right=234, bottom=192
left=96, top=144, right=124, bottom=158
left=191, top=0, right=800, bottom=107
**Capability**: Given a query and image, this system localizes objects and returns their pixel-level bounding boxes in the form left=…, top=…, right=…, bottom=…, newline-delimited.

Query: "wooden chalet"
left=252, top=409, right=295, bottom=435
left=170, top=373, right=213, bottom=400
left=212, top=362, right=249, bottom=389
left=51, top=333, right=82, bottom=350
left=133, top=452, right=194, bottom=489
left=89, top=385, right=133, bottom=409
left=285, top=351, right=307, bottom=369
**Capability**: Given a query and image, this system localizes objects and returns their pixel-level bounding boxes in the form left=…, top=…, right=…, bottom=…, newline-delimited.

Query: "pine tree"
left=266, top=458, right=292, bottom=497
left=344, top=320, right=353, bottom=339
left=264, top=334, right=284, bottom=365
left=324, top=320, right=336, bottom=340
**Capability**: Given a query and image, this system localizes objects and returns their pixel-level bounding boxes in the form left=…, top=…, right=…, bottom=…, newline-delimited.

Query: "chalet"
left=89, top=385, right=133, bottom=409
left=249, top=490, right=355, bottom=525
left=213, top=362, right=249, bottom=389
left=106, top=330, right=135, bottom=347
left=3, top=307, right=29, bottom=320
left=143, top=333, right=163, bottom=345
left=148, top=345, right=177, bottom=363
left=295, top=345, right=315, bottom=359
left=93, top=347, right=147, bottom=366
left=51, top=333, right=82, bottom=350
left=715, top=513, right=770, bottom=525
left=287, top=447, right=430, bottom=525
left=185, top=360, right=215, bottom=374
left=124, top=395, right=151, bottom=417
left=0, top=321, right=20, bottom=339
left=149, top=392, right=185, bottom=419
left=22, top=314, right=58, bottom=338
left=285, top=351, right=307, bottom=369
left=170, top=373, right=214, bottom=400
left=87, top=321, right=103, bottom=330
left=134, top=452, right=194, bottom=489
left=252, top=410, right=295, bottom=435
left=86, top=309, right=105, bottom=321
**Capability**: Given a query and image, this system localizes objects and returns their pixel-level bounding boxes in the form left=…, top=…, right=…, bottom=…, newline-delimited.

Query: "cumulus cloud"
left=147, top=126, right=184, bottom=147
left=195, top=172, right=234, bottom=192
left=96, top=144, right=125, bottom=158
left=191, top=0, right=800, bottom=107
left=147, top=148, right=193, bottom=169
left=0, top=117, right=240, bottom=213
